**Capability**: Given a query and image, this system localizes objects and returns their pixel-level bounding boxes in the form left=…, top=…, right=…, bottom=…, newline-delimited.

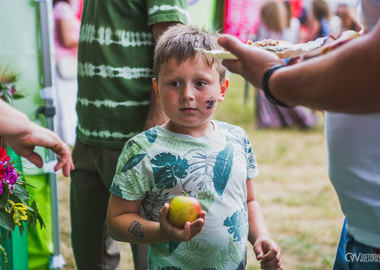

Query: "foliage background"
left=58, top=74, right=344, bottom=269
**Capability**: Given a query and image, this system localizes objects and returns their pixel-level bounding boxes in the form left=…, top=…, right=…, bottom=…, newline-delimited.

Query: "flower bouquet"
left=0, top=67, right=23, bottom=105
left=0, top=147, right=44, bottom=269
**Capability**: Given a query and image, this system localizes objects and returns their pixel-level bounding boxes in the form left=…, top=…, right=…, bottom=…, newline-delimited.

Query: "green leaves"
left=223, top=209, right=246, bottom=242
left=0, top=180, right=45, bottom=234
left=121, top=153, right=146, bottom=172
left=0, top=82, right=14, bottom=103
left=152, top=153, right=189, bottom=189
left=0, top=210, right=15, bottom=231
left=213, top=144, right=234, bottom=196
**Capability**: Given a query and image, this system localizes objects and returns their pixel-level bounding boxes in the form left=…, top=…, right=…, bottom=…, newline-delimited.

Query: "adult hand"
left=6, top=122, right=74, bottom=177
left=159, top=203, right=206, bottom=242
left=217, top=35, right=284, bottom=89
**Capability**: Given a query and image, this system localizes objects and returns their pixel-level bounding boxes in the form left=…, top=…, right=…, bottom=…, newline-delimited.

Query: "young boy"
left=107, top=25, right=282, bottom=270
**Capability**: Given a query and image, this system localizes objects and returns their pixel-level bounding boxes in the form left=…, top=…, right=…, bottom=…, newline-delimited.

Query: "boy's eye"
left=170, top=81, right=181, bottom=87
left=195, top=81, right=207, bottom=87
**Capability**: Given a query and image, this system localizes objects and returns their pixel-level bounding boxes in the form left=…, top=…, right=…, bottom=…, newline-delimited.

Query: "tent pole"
left=36, top=0, right=65, bottom=269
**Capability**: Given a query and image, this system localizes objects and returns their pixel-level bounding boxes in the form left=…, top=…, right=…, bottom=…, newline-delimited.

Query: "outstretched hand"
left=159, top=203, right=206, bottom=242
left=6, top=122, right=74, bottom=177
left=253, top=236, right=283, bottom=270
left=217, top=34, right=284, bottom=89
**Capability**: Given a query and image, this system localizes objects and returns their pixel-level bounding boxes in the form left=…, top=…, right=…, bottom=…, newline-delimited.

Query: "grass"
left=57, top=74, right=344, bottom=269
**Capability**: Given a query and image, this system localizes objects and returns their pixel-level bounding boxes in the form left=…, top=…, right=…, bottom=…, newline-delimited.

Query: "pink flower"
left=0, top=163, right=5, bottom=178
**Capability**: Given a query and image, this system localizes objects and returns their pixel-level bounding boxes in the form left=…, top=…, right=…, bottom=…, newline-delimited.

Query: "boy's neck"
left=162, top=121, right=215, bottom=138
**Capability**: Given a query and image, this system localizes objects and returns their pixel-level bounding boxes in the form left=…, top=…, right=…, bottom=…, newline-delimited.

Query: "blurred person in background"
left=218, top=0, right=380, bottom=267
left=254, top=0, right=318, bottom=129
left=299, top=0, right=332, bottom=42
left=53, top=0, right=81, bottom=146
left=336, top=3, right=363, bottom=33
left=283, top=0, right=301, bottom=44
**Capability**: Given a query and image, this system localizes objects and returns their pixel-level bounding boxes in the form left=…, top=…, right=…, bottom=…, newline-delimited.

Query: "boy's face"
left=153, top=56, right=228, bottom=136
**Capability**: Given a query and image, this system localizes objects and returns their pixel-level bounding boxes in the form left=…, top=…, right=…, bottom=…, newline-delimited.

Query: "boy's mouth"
left=180, top=107, right=197, bottom=113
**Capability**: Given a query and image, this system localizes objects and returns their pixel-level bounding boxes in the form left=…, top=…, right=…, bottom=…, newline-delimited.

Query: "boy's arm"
left=247, top=179, right=270, bottom=243
left=107, top=194, right=161, bottom=244
left=106, top=194, right=205, bottom=244
left=246, top=179, right=282, bottom=269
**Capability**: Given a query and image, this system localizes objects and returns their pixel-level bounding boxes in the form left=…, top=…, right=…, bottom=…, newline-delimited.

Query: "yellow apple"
left=168, top=192, right=201, bottom=228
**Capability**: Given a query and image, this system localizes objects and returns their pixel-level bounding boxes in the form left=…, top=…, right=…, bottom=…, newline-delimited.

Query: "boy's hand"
left=253, top=236, right=283, bottom=270
left=159, top=203, right=206, bottom=242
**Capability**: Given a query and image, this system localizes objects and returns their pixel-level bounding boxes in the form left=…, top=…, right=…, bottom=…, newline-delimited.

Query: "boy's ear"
left=152, top=78, right=160, bottom=99
left=218, top=78, right=229, bottom=102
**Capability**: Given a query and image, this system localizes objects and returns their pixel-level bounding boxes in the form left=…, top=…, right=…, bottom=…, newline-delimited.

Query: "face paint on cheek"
left=205, top=97, right=218, bottom=110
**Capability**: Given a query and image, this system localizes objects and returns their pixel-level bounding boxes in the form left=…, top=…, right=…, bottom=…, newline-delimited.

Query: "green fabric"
left=26, top=174, right=53, bottom=270
left=188, top=0, right=217, bottom=30
left=76, top=0, right=188, bottom=150
left=214, top=0, right=225, bottom=31
left=0, top=226, right=28, bottom=270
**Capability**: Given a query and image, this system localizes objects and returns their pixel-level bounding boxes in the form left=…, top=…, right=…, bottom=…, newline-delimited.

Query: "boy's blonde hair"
left=153, top=24, right=226, bottom=82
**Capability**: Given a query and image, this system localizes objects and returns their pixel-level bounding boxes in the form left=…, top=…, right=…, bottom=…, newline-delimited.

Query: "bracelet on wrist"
left=262, top=64, right=292, bottom=108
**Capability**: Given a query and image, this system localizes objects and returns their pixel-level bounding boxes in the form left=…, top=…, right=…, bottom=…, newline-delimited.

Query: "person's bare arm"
left=57, top=18, right=79, bottom=48
left=142, top=22, right=180, bottom=130
left=106, top=194, right=205, bottom=244
left=0, top=100, right=74, bottom=176
left=218, top=19, right=380, bottom=114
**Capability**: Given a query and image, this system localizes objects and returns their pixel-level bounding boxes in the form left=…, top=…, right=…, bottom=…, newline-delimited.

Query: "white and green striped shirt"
left=76, top=0, right=188, bottom=149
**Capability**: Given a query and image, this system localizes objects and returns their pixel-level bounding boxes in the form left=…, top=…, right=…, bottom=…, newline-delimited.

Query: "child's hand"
left=253, top=236, right=283, bottom=270
left=159, top=203, right=206, bottom=242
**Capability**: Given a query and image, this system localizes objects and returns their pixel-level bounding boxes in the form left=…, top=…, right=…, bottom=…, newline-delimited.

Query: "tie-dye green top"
left=76, top=0, right=188, bottom=149
left=110, top=121, right=259, bottom=270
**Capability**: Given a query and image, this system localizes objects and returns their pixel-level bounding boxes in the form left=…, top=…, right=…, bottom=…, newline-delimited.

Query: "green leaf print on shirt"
left=223, top=210, right=246, bottom=242
left=110, top=183, right=123, bottom=198
left=145, top=128, right=158, bottom=143
left=213, top=144, right=234, bottom=196
left=151, top=153, right=189, bottom=189
left=149, top=241, right=181, bottom=258
left=224, top=210, right=248, bottom=268
left=228, top=238, right=244, bottom=265
left=121, top=153, right=147, bottom=172
left=176, top=241, right=229, bottom=269
left=118, top=171, right=151, bottom=200
left=197, top=191, right=215, bottom=211
left=169, top=241, right=181, bottom=253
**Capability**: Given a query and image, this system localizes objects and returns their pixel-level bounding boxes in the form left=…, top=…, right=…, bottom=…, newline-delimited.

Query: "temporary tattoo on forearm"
left=206, top=97, right=217, bottom=109
left=129, top=220, right=144, bottom=238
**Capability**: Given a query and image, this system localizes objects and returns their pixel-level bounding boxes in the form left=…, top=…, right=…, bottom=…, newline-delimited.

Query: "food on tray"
left=320, top=30, right=360, bottom=55
left=246, top=39, right=292, bottom=52
left=196, top=37, right=328, bottom=59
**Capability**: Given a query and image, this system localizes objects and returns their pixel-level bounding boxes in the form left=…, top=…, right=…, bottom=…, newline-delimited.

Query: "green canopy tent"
left=0, top=0, right=63, bottom=269
left=0, top=1, right=220, bottom=269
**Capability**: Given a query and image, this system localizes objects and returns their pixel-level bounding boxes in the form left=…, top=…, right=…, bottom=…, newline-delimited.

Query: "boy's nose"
left=181, top=85, right=195, bottom=101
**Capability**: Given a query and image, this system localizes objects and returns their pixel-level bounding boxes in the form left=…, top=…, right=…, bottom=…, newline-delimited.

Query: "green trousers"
left=70, top=139, right=148, bottom=270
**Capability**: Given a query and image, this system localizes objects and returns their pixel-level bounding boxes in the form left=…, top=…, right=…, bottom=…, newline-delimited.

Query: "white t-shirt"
left=325, top=0, right=380, bottom=249
left=111, top=121, right=259, bottom=269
